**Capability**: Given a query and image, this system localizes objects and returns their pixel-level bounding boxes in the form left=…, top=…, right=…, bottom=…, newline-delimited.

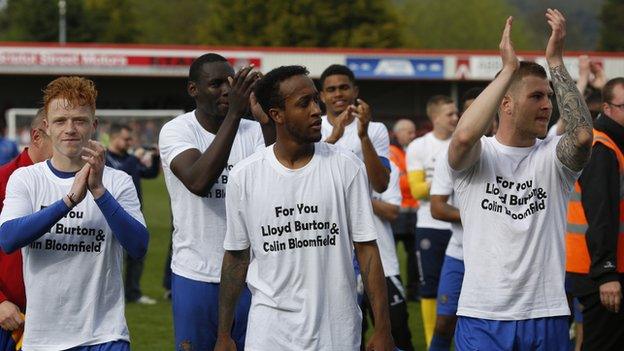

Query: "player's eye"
left=298, top=98, right=310, bottom=108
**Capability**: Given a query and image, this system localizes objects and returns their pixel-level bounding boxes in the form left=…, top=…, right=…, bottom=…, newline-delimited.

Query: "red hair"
left=43, top=76, right=97, bottom=115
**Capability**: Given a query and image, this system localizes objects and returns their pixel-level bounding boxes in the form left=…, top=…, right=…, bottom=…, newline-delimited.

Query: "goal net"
left=5, top=108, right=184, bottom=149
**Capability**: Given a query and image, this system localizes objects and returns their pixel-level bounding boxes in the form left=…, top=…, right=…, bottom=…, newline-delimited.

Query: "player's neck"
left=194, top=109, right=223, bottom=134
left=273, top=136, right=315, bottom=170
left=26, top=146, right=44, bottom=164
left=50, top=154, right=84, bottom=172
left=432, top=128, right=451, bottom=141
left=495, top=127, right=536, bottom=147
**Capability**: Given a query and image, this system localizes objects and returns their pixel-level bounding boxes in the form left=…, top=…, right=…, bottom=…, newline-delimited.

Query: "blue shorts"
left=415, top=227, right=451, bottom=298
left=66, top=340, right=130, bottom=351
left=172, top=273, right=251, bottom=351
left=437, top=255, right=464, bottom=316
left=455, top=316, right=569, bottom=351
left=0, top=329, right=18, bottom=351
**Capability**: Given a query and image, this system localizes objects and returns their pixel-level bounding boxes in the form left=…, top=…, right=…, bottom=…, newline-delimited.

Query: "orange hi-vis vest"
left=565, top=129, right=624, bottom=274
left=389, top=144, right=418, bottom=209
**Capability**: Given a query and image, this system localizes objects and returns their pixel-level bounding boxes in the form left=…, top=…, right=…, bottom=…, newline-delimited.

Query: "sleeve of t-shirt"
left=380, top=164, right=402, bottom=206
left=252, top=121, right=266, bottom=151
left=371, top=123, right=390, bottom=159
left=431, top=151, right=453, bottom=196
left=223, top=173, right=251, bottom=251
left=0, top=169, right=34, bottom=225
left=346, top=164, right=378, bottom=243
left=159, top=119, right=196, bottom=168
left=112, top=173, right=147, bottom=226
left=405, top=139, right=423, bottom=172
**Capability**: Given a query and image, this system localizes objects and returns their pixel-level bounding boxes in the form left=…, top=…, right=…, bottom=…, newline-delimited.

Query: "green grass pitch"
left=126, top=175, right=427, bottom=350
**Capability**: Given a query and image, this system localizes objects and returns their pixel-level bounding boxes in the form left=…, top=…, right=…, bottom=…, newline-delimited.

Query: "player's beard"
left=285, top=122, right=321, bottom=144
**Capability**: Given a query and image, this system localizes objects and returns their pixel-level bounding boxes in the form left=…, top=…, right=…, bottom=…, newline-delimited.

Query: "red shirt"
left=0, top=149, right=33, bottom=311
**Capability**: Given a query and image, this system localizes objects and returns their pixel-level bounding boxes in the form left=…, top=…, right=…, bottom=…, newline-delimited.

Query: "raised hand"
left=354, top=99, right=372, bottom=139
left=576, top=55, right=591, bottom=94
left=578, top=55, right=590, bottom=80
left=65, top=163, right=90, bottom=208
left=589, top=61, right=607, bottom=89
left=227, top=65, right=261, bottom=119
left=499, top=16, right=519, bottom=72
left=545, top=9, right=566, bottom=67
left=325, top=105, right=355, bottom=143
left=81, top=140, right=107, bottom=199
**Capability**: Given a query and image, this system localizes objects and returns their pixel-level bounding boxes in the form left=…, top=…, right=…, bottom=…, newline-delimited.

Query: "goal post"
left=5, top=108, right=184, bottom=148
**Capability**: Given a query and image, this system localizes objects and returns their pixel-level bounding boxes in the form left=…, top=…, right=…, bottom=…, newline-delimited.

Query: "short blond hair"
left=426, top=95, right=454, bottom=119
left=43, top=76, right=97, bottom=116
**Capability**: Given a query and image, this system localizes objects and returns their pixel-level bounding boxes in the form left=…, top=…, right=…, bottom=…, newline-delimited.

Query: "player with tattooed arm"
left=447, top=11, right=593, bottom=350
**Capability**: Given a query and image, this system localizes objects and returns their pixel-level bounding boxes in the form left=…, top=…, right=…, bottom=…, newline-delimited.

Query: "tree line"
left=0, top=0, right=621, bottom=51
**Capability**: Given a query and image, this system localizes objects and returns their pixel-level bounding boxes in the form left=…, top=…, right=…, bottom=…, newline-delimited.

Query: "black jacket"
left=569, top=115, right=624, bottom=296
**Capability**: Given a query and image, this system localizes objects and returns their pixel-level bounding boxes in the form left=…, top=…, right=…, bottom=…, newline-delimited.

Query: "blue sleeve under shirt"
left=0, top=191, right=149, bottom=259
left=95, top=190, right=149, bottom=259
left=0, top=199, right=71, bottom=253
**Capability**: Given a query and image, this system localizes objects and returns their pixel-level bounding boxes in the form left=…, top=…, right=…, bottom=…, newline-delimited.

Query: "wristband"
left=66, top=193, right=78, bottom=207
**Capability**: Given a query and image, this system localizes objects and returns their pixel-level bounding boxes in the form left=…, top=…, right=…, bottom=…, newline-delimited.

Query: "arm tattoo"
left=550, top=64, right=593, bottom=171
left=217, top=249, right=250, bottom=335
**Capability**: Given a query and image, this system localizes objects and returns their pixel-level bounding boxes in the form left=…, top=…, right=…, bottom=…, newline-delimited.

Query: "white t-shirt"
left=159, top=111, right=264, bottom=282
left=320, top=115, right=389, bottom=161
left=0, top=162, right=145, bottom=351
left=223, top=142, right=377, bottom=351
left=547, top=123, right=559, bottom=138
left=372, top=163, right=401, bottom=277
left=452, top=135, right=579, bottom=320
left=431, top=151, right=463, bottom=260
left=406, top=132, right=452, bottom=230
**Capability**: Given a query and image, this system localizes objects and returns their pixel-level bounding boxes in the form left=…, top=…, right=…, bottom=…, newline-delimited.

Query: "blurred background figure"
left=0, top=118, right=18, bottom=166
left=106, top=123, right=160, bottom=305
left=406, top=95, right=458, bottom=347
left=389, top=118, right=420, bottom=301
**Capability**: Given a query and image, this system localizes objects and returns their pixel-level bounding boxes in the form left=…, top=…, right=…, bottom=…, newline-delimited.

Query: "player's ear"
left=187, top=81, right=198, bottom=98
left=268, top=108, right=284, bottom=125
left=30, top=128, right=40, bottom=146
left=353, top=84, right=359, bottom=98
left=501, top=95, right=513, bottom=116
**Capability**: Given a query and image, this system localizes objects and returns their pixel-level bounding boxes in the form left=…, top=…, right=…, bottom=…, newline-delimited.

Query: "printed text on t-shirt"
left=260, top=203, right=340, bottom=253
left=481, top=176, right=548, bottom=220
left=27, top=206, right=107, bottom=253
left=205, top=164, right=233, bottom=198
